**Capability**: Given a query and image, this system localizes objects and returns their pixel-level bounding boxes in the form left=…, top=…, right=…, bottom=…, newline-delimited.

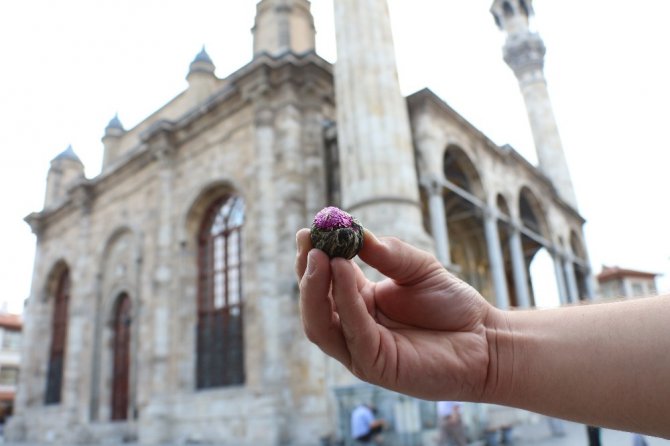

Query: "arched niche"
left=90, top=227, right=140, bottom=422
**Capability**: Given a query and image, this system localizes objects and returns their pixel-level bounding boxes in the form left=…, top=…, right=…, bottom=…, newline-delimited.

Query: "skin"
left=295, top=228, right=670, bottom=438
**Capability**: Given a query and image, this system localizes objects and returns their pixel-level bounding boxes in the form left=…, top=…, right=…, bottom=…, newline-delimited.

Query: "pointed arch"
left=518, top=186, right=549, bottom=239
left=441, top=146, right=491, bottom=300
left=529, top=248, right=561, bottom=308
left=45, top=261, right=71, bottom=405
left=90, top=226, right=140, bottom=422
left=516, top=186, right=553, bottom=306
left=443, top=144, right=485, bottom=201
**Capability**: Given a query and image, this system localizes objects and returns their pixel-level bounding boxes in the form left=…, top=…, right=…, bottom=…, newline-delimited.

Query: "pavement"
left=508, top=419, right=670, bottom=446
left=0, top=420, right=667, bottom=445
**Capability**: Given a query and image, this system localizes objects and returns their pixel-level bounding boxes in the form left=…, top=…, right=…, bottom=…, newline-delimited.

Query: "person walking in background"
left=633, top=433, right=649, bottom=446
left=351, top=403, right=386, bottom=445
left=437, top=401, right=467, bottom=446
left=587, top=425, right=601, bottom=446
left=547, top=417, right=565, bottom=437
left=482, top=405, right=517, bottom=446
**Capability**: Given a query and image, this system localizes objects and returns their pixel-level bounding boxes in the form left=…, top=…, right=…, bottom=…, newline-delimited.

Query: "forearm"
left=488, top=295, right=670, bottom=437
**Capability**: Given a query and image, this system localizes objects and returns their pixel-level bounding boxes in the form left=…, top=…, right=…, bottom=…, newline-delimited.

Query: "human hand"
left=295, top=228, right=503, bottom=402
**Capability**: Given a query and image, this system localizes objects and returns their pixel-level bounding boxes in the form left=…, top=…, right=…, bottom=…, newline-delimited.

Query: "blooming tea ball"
left=310, top=206, right=364, bottom=259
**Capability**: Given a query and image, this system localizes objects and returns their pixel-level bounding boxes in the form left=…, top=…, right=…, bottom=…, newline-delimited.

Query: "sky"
left=1, top=1, right=669, bottom=313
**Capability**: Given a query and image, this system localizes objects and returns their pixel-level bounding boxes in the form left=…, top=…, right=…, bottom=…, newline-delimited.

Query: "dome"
left=105, top=113, right=125, bottom=132
left=53, top=145, right=83, bottom=164
left=188, top=46, right=216, bottom=76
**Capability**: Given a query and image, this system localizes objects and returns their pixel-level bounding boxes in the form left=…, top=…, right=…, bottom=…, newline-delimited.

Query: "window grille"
left=196, top=195, right=245, bottom=388
left=45, top=268, right=70, bottom=404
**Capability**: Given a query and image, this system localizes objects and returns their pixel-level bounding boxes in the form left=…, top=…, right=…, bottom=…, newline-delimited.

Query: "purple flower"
left=313, top=206, right=354, bottom=230
left=310, top=206, right=364, bottom=259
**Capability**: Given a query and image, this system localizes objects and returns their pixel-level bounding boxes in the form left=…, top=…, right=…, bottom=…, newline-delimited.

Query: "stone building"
left=9, top=0, right=595, bottom=444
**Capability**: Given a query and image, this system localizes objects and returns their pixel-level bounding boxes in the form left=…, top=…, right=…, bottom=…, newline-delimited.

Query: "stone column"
left=333, top=0, right=430, bottom=249
left=508, top=223, right=531, bottom=308
left=140, top=126, right=176, bottom=443
left=552, top=251, right=569, bottom=305
left=153, top=134, right=175, bottom=389
left=563, top=257, right=580, bottom=302
left=426, top=177, right=451, bottom=267
left=584, top=269, right=596, bottom=300
left=483, top=208, right=509, bottom=309
left=62, top=183, right=94, bottom=427
left=253, top=105, right=287, bottom=384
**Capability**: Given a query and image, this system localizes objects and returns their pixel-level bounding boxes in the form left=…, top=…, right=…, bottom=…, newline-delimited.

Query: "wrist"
left=482, top=306, right=517, bottom=404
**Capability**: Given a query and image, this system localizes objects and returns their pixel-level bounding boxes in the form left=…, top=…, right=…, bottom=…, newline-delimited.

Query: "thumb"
left=358, top=230, right=441, bottom=285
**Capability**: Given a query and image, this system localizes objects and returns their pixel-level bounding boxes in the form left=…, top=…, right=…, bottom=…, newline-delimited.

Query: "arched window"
left=519, top=0, right=530, bottom=17
left=45, top=267, right=70, bottom=404
left=111, top=293, right=131, bottom=420
left=503, top=1, right=514, bottom=17
left=196, top=195, right=245, bottom=388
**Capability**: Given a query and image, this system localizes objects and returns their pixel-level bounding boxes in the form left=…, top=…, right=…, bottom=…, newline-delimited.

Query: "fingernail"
left=364, top=229, right=377, bottom=243
left=306, top=251, right=316, bottom=275
left=296, top=232, right=303, bottom=256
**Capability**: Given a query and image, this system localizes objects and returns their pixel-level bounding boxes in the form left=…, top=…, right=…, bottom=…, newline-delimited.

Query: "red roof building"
left=0, top=312, right=22, bottom=424
left=597, top=266, right=659, bottom=298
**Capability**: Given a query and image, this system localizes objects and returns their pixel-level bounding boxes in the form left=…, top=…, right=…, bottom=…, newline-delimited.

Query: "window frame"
left=195, top=195, right=245, bottom=389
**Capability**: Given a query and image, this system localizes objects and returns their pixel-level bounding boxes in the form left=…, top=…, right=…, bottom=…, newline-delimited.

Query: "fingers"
left=330, top=258, right=380, bottom=366
left=298, top=241, right=351, bottom=365
left=359, top=230, right=441, bottom=285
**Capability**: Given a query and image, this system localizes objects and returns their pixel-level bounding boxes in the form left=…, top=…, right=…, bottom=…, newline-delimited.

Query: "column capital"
left=254, top=107, right=276, bottom=127
left=482, top=204, right=501, bottom=221
left=141, top=120, right=177, bottom=165
left=421, top=174, right=443, bottom=196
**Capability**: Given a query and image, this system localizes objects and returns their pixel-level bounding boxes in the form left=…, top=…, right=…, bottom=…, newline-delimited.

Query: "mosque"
left=8, top=0, right=595, bottom=444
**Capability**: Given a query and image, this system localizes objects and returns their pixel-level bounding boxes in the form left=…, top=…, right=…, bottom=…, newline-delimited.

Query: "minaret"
left=333, top=0, right=430, bottom=248
left=252, top=0, right=315, bottom=57
left=45, top=145, right=85, bottom=208
left=101, top=114, right=126, bottom=172
left=491, top=0, right=578, bottom=208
